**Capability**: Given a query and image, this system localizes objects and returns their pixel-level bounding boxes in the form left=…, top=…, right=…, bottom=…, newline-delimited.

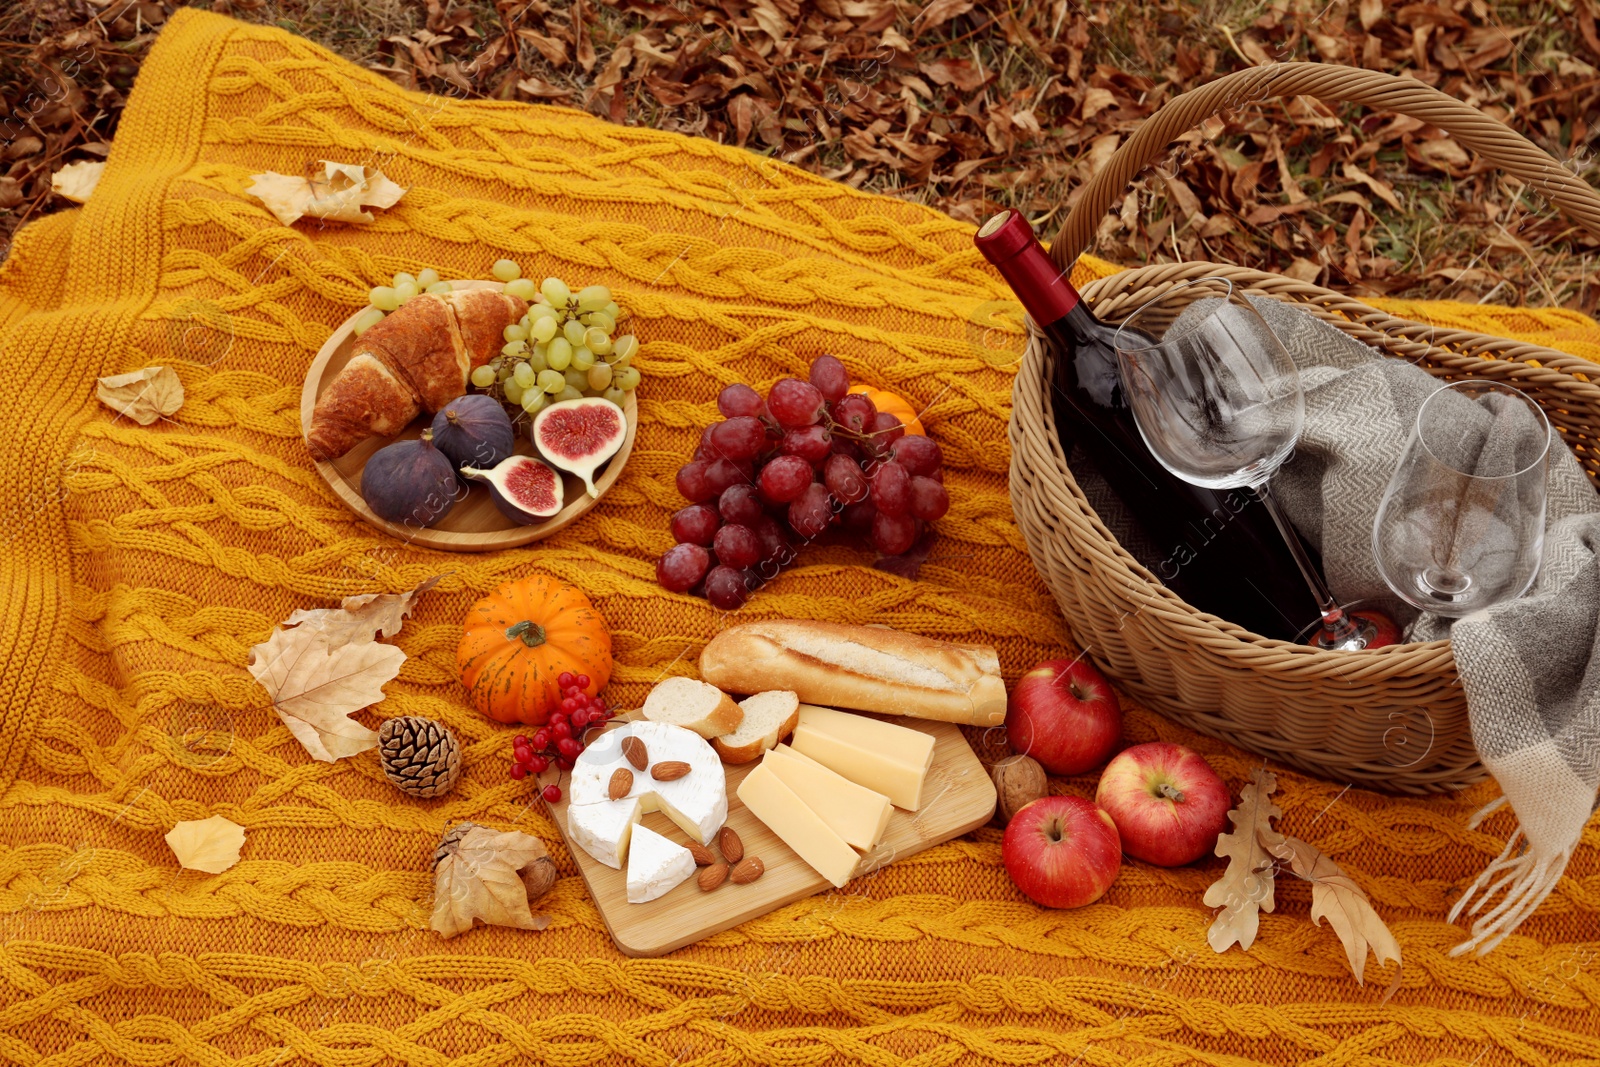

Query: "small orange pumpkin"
left=850, top=386, right=926, bottom=436
left=457, top=575, right=612, bottom=725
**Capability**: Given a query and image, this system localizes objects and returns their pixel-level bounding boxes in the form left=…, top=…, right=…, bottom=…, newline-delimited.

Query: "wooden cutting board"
left=546, top=713, right=997, bottom=957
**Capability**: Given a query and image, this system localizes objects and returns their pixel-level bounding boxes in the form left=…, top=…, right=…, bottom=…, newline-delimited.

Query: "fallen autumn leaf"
left=96, top=366, right=184, bottom=426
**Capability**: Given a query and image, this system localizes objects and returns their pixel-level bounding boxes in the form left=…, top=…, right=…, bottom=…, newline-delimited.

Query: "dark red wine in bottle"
left=976, top=209, right=1316, bottom=641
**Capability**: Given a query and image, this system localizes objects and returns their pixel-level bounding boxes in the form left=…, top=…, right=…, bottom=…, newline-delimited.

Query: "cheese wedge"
left=789, top=704, right=935, bottom=810
left=764, top=745, right=892, bottom=851
left=736, top=763, right=859, bottom=888
left=565, top=797, right=641, bottom=869
left=626, top=823, right=694, bottom=903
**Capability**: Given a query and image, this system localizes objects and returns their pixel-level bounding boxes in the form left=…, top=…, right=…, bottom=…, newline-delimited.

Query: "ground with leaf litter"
left=2, top=0, right=1597, bottom=311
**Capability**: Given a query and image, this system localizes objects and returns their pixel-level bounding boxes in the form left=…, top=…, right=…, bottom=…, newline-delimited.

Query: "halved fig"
left=531, top=397, right=626, bottom=497
left=461, top=454, right=564, bottom=524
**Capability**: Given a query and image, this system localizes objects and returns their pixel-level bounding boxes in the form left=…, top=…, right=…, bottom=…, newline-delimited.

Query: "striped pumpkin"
left=456, top=575, right=612, bottom=725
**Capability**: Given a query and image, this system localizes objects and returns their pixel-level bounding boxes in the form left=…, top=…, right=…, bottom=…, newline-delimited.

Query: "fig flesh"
left=531, top=397, right=626, bottom=497
left=431, top=394, right=514, bottom=470
left=461, top=454, right=564, bottom=524
left=361, top=430, right=460, bottom=527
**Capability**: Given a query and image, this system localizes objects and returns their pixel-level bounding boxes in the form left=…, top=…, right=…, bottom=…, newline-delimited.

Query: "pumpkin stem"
left=505, top=620, right=548, bottom=647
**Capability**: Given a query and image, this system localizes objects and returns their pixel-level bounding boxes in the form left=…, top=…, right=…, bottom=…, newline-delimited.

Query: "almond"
left=651, top=760, right=691, bottom=781
left=717, top=826, right=744, bottom=864
left=697, top=862, right=728, bottom=892
left=729, top=856, right=764, bottom=884
left=621, top=736, right=648, bottom=771
left=688, top=841, right=717, bottom=866
left=608, top=768, right=633, bottom=801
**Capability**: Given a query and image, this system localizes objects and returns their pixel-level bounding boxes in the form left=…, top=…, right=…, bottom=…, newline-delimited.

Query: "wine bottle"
left=976, top=209, right=1317, bottom=641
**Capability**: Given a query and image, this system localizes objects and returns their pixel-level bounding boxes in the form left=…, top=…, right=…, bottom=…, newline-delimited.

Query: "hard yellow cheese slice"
left=736, top=762, right=859, bottom=888
left=764, top=744, right=892, bottom=851
left=789, top=704, right=935, bottom=810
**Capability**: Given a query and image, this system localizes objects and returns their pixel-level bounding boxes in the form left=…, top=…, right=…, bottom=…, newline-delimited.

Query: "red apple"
left=1001, top=795, right=1122, bottom=909
left=1006, top=658, right=1121, bottom=775
left=1094, top=742, right=1230, bottom=867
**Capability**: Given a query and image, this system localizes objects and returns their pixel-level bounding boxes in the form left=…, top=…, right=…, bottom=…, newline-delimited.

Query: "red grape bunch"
left=508, top=671, right=613, bottom=802
left=657, top=354, right=949, bottom=609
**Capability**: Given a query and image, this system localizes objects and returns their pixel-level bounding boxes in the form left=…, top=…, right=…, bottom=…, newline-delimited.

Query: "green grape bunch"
left=351, top=259, right=642, bottom=422
left=469, top=259, right=639, bottom=417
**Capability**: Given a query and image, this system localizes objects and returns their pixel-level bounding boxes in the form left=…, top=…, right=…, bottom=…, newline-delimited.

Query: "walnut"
left=519, top=856, right=559, bottom=901
left=991, top=754, right=1048, bottom=824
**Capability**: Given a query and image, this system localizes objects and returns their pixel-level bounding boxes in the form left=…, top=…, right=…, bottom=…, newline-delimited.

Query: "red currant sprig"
left=509, top=672, right=612, bottom=805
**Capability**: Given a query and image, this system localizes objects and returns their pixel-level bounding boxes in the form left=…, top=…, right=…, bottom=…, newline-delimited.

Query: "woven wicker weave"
left=1009, top=63, right=1600, bottom=793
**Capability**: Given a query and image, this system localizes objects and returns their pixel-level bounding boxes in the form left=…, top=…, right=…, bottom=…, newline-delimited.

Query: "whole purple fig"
left=431, top=393, right=515, bottom=470
left=361, top=430, right=460, bottom=527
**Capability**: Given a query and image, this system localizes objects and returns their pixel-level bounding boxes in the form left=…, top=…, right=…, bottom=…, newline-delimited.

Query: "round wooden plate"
left=300, top=280, right=639, bottom=553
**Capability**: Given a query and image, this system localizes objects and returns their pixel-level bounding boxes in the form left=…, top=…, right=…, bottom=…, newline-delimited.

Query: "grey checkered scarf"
left=1259, top=296, right=1600, bottom=955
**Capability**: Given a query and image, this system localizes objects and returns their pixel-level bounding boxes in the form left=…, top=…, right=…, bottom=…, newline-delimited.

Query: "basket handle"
left=1048, top=62, right=1600, bottom=271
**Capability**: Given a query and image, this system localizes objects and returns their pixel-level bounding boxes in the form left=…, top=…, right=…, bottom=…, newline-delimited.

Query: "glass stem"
left=1252, top=481, right=1357, bottom=643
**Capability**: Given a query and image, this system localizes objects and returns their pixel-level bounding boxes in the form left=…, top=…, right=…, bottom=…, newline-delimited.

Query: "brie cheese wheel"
left=625, top=823, right=695, bottom=903
left=566, top=721, right=727, bottom=869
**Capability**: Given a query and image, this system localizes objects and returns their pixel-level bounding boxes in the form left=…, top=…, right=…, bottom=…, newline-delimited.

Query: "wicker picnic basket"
left=1009, top=63, right=1600, bottom=793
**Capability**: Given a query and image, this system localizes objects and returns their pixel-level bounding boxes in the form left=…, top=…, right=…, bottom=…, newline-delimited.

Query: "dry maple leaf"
left=246, top=160, right=407, bottom=226
left=96, top=366, right=184, bottom=426
left=165, top=815, right=246, bottom=874
left=1270, top=835, right=1402, bottom=993
left=248, top=579, right=437, bottom=762
left=52, top=159, right=105, bottom=203
left=247, top=632, right=400, bottom=761
left=431, top=822, right=555, bottom=939
left=1203, top=768, right=1284, bottom=953
left=283, top=576, right=440, bottom=646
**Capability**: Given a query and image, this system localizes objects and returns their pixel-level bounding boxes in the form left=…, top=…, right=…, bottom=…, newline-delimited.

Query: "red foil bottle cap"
left=974, top=209, right=1080, bottom=327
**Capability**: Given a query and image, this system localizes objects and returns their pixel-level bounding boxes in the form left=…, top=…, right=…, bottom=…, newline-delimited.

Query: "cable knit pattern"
left=0, top=10, right=1597, bottom=1064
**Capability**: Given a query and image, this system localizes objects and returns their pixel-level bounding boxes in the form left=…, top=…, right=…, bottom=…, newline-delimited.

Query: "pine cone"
left=379, top=716, right=463, bottom=799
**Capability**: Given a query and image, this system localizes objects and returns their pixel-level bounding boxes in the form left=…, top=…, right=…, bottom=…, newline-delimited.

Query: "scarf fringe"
left=1448, top=814, right=1570, bottom=956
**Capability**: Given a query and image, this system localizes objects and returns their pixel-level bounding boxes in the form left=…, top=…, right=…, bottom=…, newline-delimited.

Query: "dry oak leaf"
left=918, top=58, right=988, bottom=92
left=283, top=576, right=440, bottom=645
left=1340, top=163, right=1403, bottom=212
left=431, top=823, right=555, bottom=939
left=246, top=160, right=407, bottom=226
left=1270, top=834, right=1402, bottom=992
left=96, top=366, right=184, bottom=426
left=52, top=159, right=105, bottom=203
left=165, top=815, right=246, bottom=874
left=913, top=0, right=974, bottom=29
left=1203, top=768, right=1283, bottom=953
left=1413, top=138, right=1472, bottom=174
left=1080, top=87, right=1118, bottom=120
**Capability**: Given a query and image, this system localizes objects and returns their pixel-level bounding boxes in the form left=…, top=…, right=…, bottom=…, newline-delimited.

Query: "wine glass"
left=1373, top=380, right=1549, bottom=616
left=1112, top=277, right=1379, bottom=650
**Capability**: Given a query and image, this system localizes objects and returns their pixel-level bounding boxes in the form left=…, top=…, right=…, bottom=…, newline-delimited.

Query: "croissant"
left=307, top=288, right=528, bottom=460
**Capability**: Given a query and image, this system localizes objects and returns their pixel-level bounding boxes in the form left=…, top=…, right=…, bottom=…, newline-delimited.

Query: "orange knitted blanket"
left=0, top=10, right=1596, bottom=1064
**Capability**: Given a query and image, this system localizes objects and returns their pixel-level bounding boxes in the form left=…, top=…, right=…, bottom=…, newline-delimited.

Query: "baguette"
left=698, top=620, right=1006, bottom=726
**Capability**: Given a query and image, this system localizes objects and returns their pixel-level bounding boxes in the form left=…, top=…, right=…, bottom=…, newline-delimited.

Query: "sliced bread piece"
left=641, top=676, right=743, bottom=738
left=712, top=690, right=801, bottom=764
